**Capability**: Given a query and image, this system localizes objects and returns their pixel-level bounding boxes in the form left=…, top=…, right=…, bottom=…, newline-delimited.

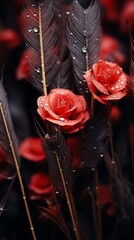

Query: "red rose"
left=37, top=89, right=90, bottom=133
left=84, top=60, right=128, bottom=104
left=19, top=137, right=45, bottom=162
left=29, top=173, right=52, bottom=200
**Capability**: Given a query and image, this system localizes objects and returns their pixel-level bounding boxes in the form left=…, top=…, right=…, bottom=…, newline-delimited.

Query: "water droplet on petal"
left=58, top=14, right=61, bottom=18
left=56, top=191, right=59, bottom=194
left=100, top=154, right=104, bottom=158
left=120, top=81, right=125, bottom=85
left=82, top=46, right=87, bottom=53
left=28, top=29, right=32, bottom=33
left=73, top=56, right=76, bottom=60
left=57, top=60, right=60, bottom=65
left=93, top=146, right=97, bottom=150
left=58, top=117, right=68, bottom=122
left=27, top=14, right=30, bottom=18
left=44, top=102, right=49, bottom=106
left=114, top=95, right=116, bottom=98
left=115, top=85, right=119, bottom=89
left=116, top=70, right=120, bottom=74
left=111, top=86, right=115, bottom=91
left=34, top=13, right=37, bottom=17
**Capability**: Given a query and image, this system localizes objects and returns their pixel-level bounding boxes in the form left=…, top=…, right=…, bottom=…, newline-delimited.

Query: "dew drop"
left=91, top=167, right=95, bottom=171
left=58, top=117, right=66, bottom=122
left=82, top=46, right=87, bottom=53
left=56, top=191, right=59, bottom=194
left=33, top=27, right=38, bottom=33
left=73, top=56, right=76, bottom=60
left=113, top=95, right=116, bottom=98
left=83, top=30, right=87, bottom=36
left=66, top=11, right=70, bottom=15
left=28, top=29, right=32, bottom=33
left=44, top=102, right=49, bottom=106
left=116, top=70, right=120, bottom=74
left=0, top=207, right=3, bottom=212
left=36, top=67, right=41, bottom=73
left=70, top=32, right=73, bottom=36
left=58, top=14, right=61, bottom=18
left=27, top=14, right=30, bottom=18
left=93, top=146, right=97, bottom=150
left=57, top=60, right=60, bottom=65
left=73, top=169, right=76, bottom=173
left=31, top=3, right=35, bottom=7
left=115, top=85, right=119, bottom=89
left=120, top=81, right=125, bottom=85
left=100, top=154, right=104, bottom=158
left=34, top=13, right=37, bottom=17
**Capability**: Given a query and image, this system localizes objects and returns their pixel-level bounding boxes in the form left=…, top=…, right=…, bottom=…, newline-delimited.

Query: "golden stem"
left=39, top=3, right=47, bottom=96
left=55, top=153, right=81, bottom=240
left=0, top=104, right=37, bottom=240
left=51, top=186, right=72, bottom=240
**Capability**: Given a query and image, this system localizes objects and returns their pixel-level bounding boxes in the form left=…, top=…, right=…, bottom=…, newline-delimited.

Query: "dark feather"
left=35, top=122, right=75, bottom=198
left=81, top=105, right=108, bottom=168
left=49, top=0, right=74, bottom=91
left=0, top=81, right=19, bottom=166
left=129, top=32, right=134, bottom=93
left=23, top=0, right=60, bottom=94
left=66, top=0, right=101, bottom=99
left=104, top=152, right=134, bottom=224
left=38, top=206, right=72, bottom=240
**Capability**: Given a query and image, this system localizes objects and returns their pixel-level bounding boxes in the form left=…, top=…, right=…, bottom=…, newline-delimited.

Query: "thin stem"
left=90, top=191, right=100, bottom=240
left=39, top=3, right=47, bottom=96
left=55, top=153, right=81, bottom=240
left=95, top=170, right=102, bottom=240
left=51, top=186, right=72, bottom=240
left=0, top=104, right=37, bottom=240
left=0, top=176, right=15, bottom=216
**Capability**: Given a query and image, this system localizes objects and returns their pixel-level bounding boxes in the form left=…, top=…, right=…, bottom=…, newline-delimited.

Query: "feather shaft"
left=39, top=3, right=47, bottom=96
left=0, top=82, right=37, bottom=240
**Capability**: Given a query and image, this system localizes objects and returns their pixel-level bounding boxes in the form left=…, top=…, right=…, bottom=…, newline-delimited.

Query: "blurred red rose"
left=110, top=105, right=122, bottom=123
left=37, top=89, right=90, bottom=133
left=120, top=1, right=134, bottom=33
left=66, top=135, right=82, bottom=169
left=16, top=51, right=30, bottom=81
left=84, top=60, right=128, bottom=104
left=0, top=29, right=21, bottom=49
left=29, top=173, right=52, bottom=200
left=100, top=35, right=126, bottom=65
left=99, top=0, right=119, bottom=21
left=19, top=137, right=45, bottom=162
left=99, top=184, right=116, bottom=216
